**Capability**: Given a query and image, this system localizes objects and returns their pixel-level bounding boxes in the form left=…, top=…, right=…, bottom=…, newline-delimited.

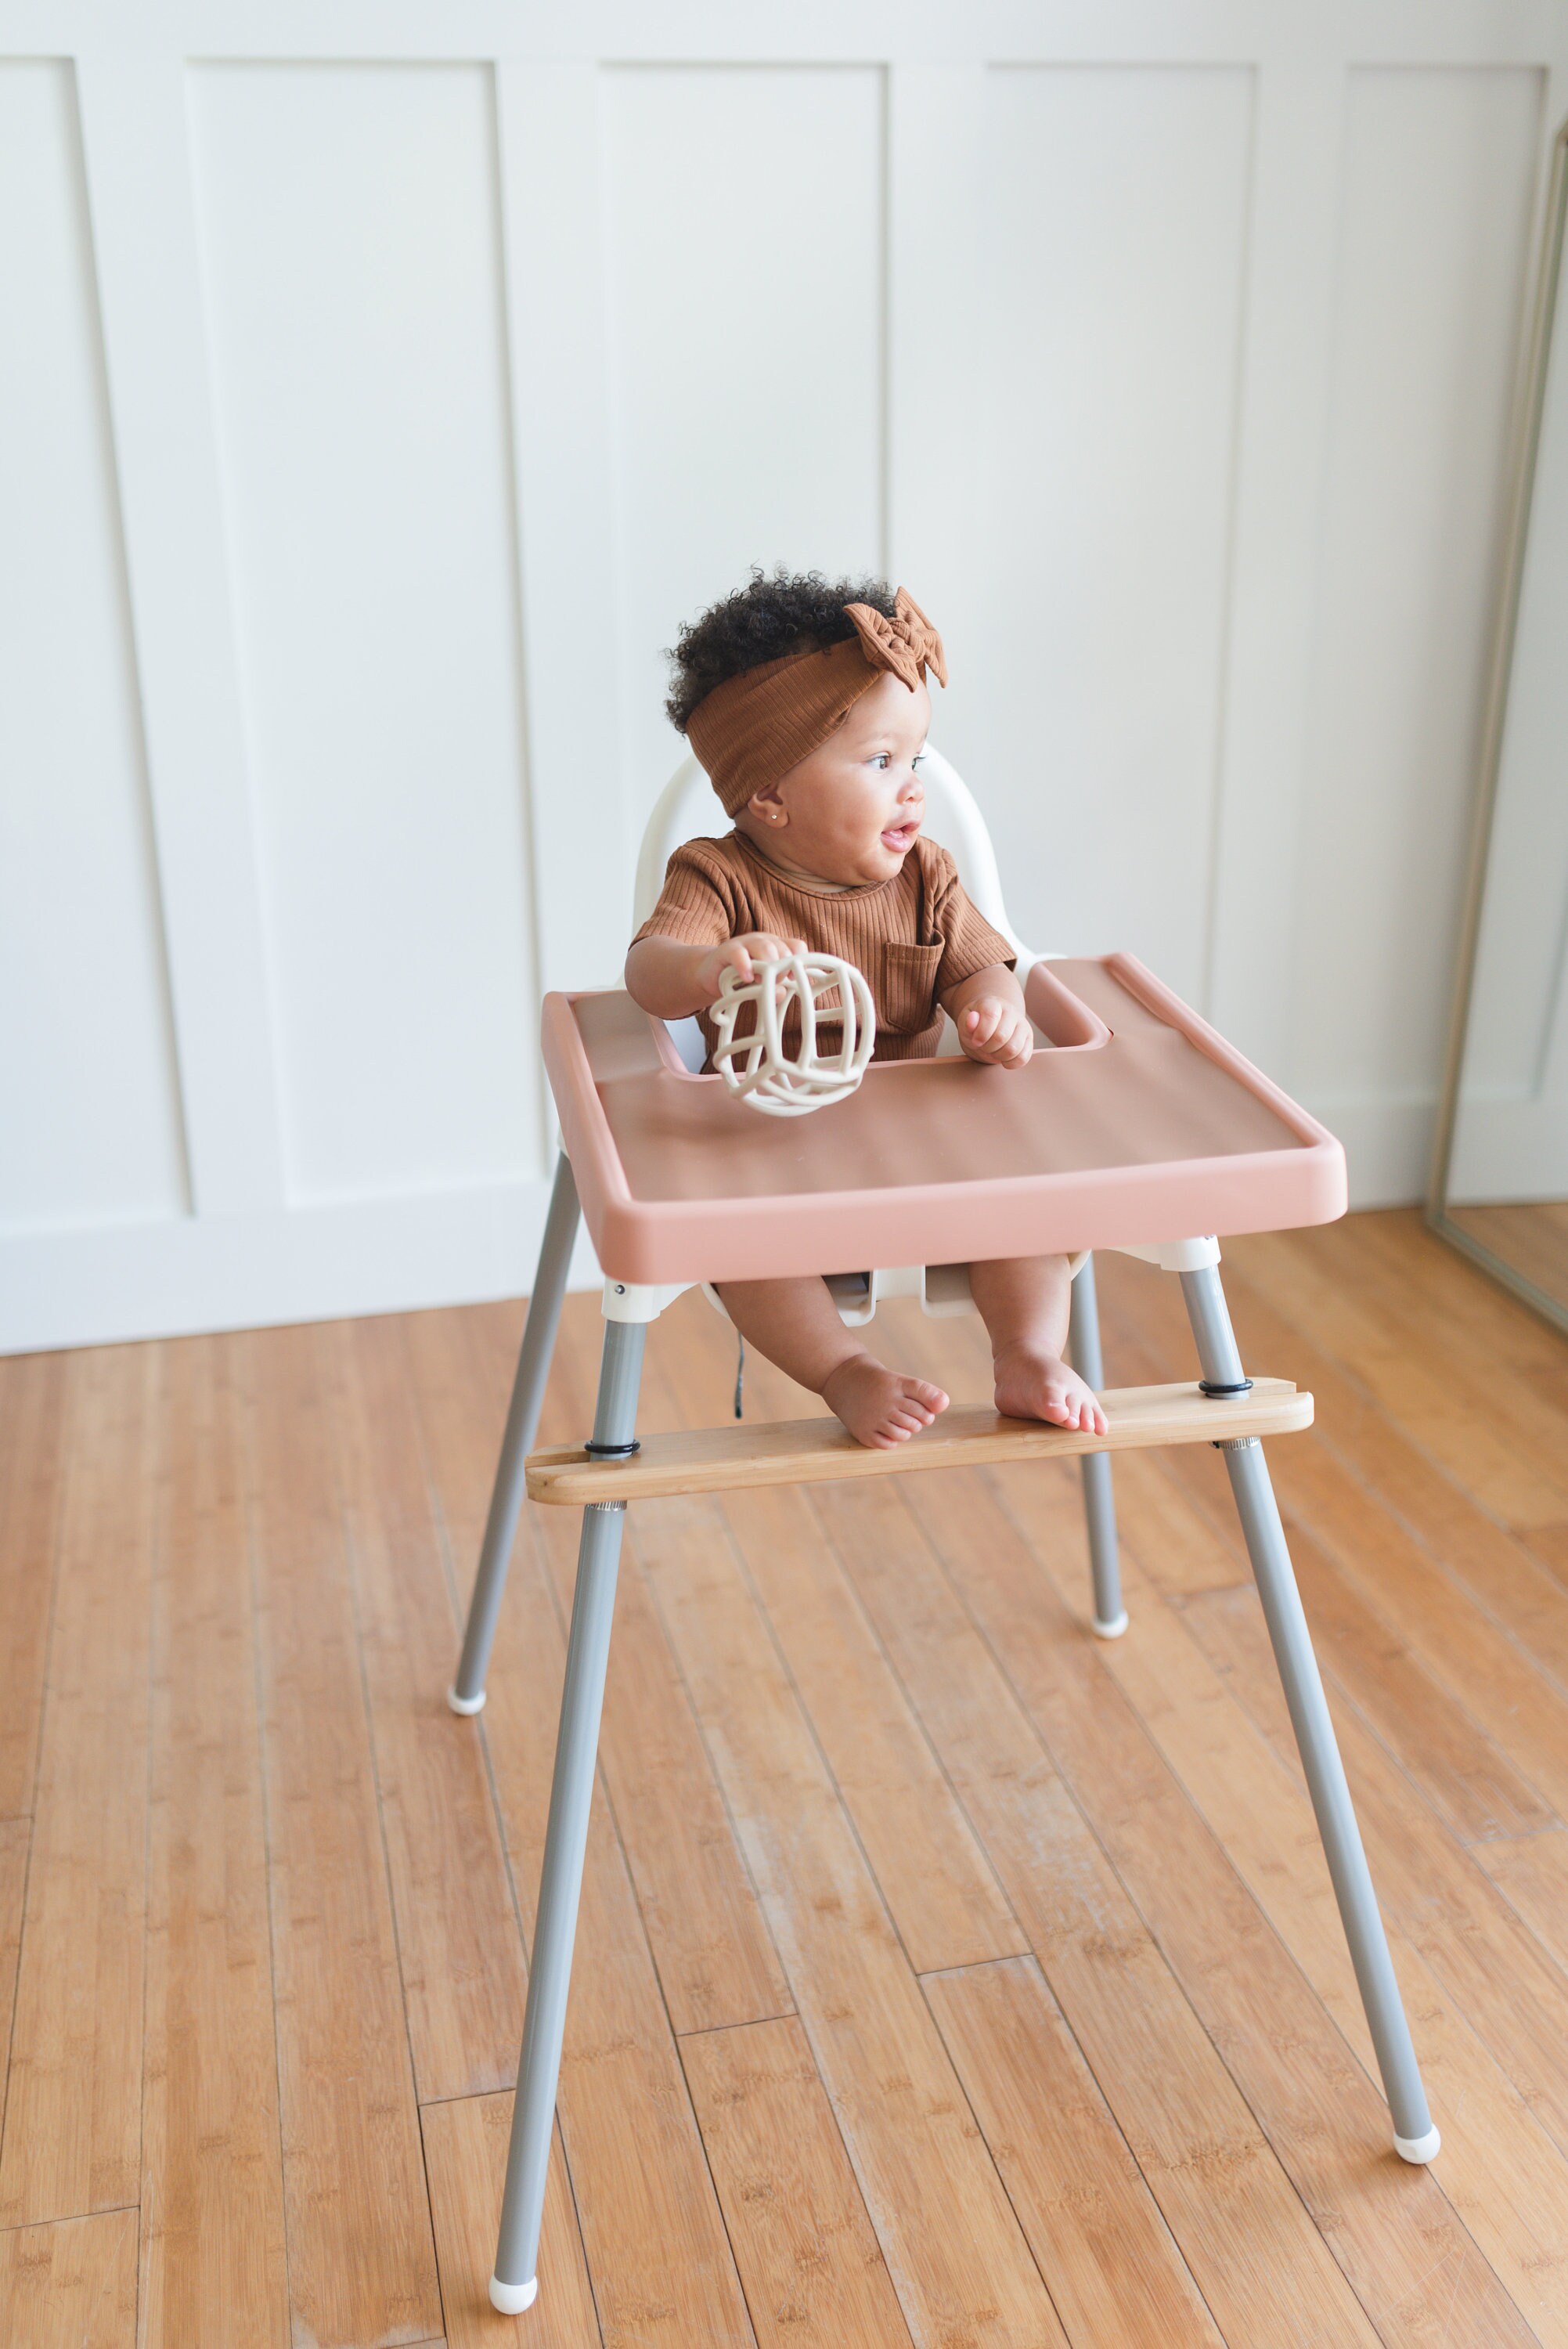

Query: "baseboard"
left=0, top=1178, right=605, bottom=1355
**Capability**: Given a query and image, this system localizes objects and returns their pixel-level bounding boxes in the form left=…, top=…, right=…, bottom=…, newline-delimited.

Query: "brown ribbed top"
left=633, top=832, right=1014, bottom=1066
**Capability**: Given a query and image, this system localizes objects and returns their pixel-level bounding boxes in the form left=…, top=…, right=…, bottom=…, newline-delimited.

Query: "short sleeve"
left=925, top=844, right=1015, bottom=997
left=632, top=841, right=744, bottom=950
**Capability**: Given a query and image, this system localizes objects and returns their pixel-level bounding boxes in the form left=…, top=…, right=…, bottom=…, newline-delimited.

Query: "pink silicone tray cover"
left=542, top=954, right=1346, bottom=1287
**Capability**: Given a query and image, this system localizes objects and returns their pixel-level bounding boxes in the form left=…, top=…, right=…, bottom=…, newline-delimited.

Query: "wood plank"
left=1313, top=1212, right=1568, bottom=1441
left=0, top=2208, right=137, bottom=2349
left=1098, top=1257, right=1568, bottom=1828
left=1054, top=1535, right=1568, bottom=2344
left=1527, top=1522, right=1568, bottom=1585
left=1089, top=1445, right=1245, bottom=1597
left=924, top=1958, right=1225, bottom=2349
left=398, top=1300, right=526, bottom=1612
left=550, top=1510, right=795, bottom=2037
left=0, top=1349, right=67, bottom=1818
left=526, top=1378, right=1313, bottom=1504
left=1126, top=1247, right=1568, bottom=1696
left=140, top=1334, right=288, bottom=2349
left=701, top=1481, right=1026, bottom=1975
left=1226, top=1228, right=1568, bottom=1528
left=635, top=1488, right=1101, bottom=2349
left=477, top=1508, right=756, bottom=2345
left=1255, top=1515, right=1552, bottom=1845
left=815, top=1474, right=1385, bottom=2349
left=615, top=1296, right=1027, bottom=1979
left=240, top=1321, right=442, bottom=2349
left=0, top=1344, right=157, bottom=2226
left=1182, top=1582, right=1568, bottom=2163
left=1267, top=1433, right=1568, bottom=1735
left=1346, top=1211, right=1568, bottom=1384
left=680, top=2016, right=915, bottom=2349
left=324, top=1316, right=527, bottom=2100
left=0, top=1817, right=27, bottom=2127
left=438, top=1294, right=794, bottom=2042
left=421, top=2093, right=600, bottom=2349
left=926, top=1463, right=1533, bottom=2346
left=1475, top=1831, right=1568, bottom=1976
left=544, top=1288, right=798, bottom=2038
left=1447, top=1200, right=1568, bottom=1313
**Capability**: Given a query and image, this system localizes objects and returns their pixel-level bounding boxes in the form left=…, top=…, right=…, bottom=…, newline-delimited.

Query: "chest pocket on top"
left=878, top=940, right=945, bottom=1036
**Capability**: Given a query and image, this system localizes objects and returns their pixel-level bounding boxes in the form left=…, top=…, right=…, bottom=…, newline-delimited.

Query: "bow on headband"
left=843, top=588, right=948, bottom=692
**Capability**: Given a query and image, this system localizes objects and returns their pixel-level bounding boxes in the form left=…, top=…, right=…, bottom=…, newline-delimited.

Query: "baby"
left=626, top=569, right=1107, bottom=1452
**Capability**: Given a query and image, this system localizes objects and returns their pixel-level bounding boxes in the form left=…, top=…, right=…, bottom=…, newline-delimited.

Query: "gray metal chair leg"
left=449, top=1153, right=581, bottom=1715
left=1178, top=1261, right=1439, bottom=2163
left=489, top=1313, right=647, bottom=2315
left=1069, top=1254, right=1126, bottom=1637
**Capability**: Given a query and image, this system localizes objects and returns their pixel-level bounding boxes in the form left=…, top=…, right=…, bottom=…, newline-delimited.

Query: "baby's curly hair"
left=665, top=567, right=896, bottom=733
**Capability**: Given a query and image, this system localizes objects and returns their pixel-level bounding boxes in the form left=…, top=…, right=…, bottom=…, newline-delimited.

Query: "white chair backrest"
left=633, top=746, right=1031, bottom=966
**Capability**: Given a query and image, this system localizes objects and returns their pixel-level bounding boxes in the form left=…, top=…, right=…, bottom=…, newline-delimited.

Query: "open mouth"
left=881, top=820, right=921, bottom=853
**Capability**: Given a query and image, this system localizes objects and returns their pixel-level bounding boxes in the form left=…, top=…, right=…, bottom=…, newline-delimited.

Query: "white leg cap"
left=1394, top=2124, right=1441, bottom=2164
left=488, top=2273, right=538, bottom=2315
left=446, top=1684, right=486, bottom=1716
left=1091, top=1611, right=1130, bottom=1640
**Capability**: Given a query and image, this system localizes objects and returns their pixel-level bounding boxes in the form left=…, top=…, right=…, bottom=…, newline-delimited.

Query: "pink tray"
left=542, top=954, right=1346, bottom=1287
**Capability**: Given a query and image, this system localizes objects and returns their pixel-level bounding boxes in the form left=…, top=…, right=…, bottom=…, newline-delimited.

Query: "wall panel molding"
left=74, top=49, right=287, bottom=1215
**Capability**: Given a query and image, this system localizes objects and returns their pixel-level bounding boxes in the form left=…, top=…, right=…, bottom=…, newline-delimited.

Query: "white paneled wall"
left=0, top=62, right=188, bottom=1236
left=1295, top=65, right=1546, bottom=1185
left=979, top=66, right=1256, bottom=1003
left=188, top=64, right=540, bottom=1204
left=2, top=6, right=1565, bottom=1351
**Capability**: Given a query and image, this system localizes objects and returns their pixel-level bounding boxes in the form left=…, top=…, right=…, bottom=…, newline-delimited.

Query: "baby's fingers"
left=994, top=1012, right=1033, bottom=1067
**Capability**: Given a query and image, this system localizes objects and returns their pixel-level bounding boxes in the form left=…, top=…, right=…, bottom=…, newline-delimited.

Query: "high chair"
left=449, top=749, right=1441, bottom=2319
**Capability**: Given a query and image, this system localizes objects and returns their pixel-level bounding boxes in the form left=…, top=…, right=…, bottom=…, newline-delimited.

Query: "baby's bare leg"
left=968, top=1255, right=1108, bottom=1434
left=714, top=1275, right=949, bottom=1451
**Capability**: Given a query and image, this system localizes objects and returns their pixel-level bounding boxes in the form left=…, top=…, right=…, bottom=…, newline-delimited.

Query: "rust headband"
left=684, top=587, right=947, bottom=817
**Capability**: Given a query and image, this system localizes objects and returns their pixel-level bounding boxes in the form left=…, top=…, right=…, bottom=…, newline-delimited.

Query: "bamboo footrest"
left=524, top=1378, right=1311, bottom=1505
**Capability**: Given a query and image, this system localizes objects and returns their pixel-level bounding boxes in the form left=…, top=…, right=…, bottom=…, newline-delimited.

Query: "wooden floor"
left=5, top=1214, right=1568, bottom=2348
left=1449, top=1200, right=1568, bottom=1317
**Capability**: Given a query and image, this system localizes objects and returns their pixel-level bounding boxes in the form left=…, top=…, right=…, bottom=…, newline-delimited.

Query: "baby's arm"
left=625, top=929, right=807, bottom=1020
left=943, top=962, right=1033, bottom=1069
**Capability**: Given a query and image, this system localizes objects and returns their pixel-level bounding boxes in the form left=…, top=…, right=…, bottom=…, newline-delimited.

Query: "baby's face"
left=744, top=669, right=932, bottom=886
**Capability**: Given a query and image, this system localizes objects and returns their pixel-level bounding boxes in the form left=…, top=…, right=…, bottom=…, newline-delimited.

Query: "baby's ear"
left=746, top=784, right=787, bottom=828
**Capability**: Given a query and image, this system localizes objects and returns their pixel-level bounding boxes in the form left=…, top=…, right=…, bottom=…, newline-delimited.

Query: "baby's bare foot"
left=993, top=1342, right=1108, bottom=1435
left=822, top=1355, right=950, bottom=1450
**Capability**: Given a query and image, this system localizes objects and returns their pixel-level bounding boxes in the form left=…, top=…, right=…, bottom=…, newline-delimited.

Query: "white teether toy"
left=710, top=952, right=875, bottom=1117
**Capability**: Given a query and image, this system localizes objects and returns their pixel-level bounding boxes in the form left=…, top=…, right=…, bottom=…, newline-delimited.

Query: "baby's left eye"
left=871, top=752, right=890, bottom=769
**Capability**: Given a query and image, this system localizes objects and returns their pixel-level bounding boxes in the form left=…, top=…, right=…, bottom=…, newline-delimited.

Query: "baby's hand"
left=697, top=932, right=808, bottom=1001
left=960, top=995, right=1033, bottom=1069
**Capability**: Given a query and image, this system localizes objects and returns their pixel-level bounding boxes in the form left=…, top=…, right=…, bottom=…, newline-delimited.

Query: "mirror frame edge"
left=1426, top=112, right=1568, bottom=1338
